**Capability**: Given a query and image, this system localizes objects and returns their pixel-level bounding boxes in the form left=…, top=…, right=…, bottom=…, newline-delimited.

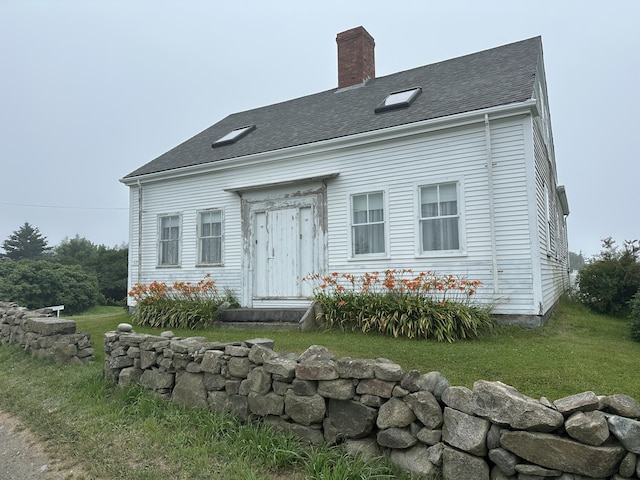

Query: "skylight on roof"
left=375, top=87, right=422, bottom=113
left=212, top=124, right=256, bottom=147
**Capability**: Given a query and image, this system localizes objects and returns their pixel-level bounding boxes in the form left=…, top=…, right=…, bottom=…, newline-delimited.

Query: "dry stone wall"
left=104, top=324, right=640, bottom=480
left=0, top=302, right=94, bottom=364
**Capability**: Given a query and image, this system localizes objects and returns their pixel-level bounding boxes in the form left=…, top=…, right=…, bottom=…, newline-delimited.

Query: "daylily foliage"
left=305, top=269, right=493, bottom=342
left=129, top=274, right=237, bottom=329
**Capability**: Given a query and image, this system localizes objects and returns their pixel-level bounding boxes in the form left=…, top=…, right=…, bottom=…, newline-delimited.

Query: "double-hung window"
left=198, top=209, right=223, bottom=265
left=544, top=183, right=556, bottom=255
left=420, top=182, right=460, bottom=252
left=351, top=191, right=385, bottom=256
left=158, top=214, right=180, bottom=266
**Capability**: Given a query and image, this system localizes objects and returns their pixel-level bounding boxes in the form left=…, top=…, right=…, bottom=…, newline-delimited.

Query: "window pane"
left=439, top=183, right=457, bottom=203
left=441, top=217, right=459, bottom=249
left=440, top=200, right=457, bottom=216
left=212, top=238, right=222, bottom=263
left=370, top=208, right=383, bottom=222
left=201, top=238, right=212, bottom=263
left=201, top=237, right=221, bottom=264
left=368, top=192, right=383, bottom=211
left=369, top=192, right=384, bottom=222
left=422, top=218, right=459, bottom=251
left=421, top=202, right=438, bottom=218
left=352, top=195, right=368, bottom=224
left=421, top=185, right=438, bottom=204
left=440, top=183, right=457, bottom=216
left=353, top=224, right=384, bottom=255
left=161, top=239, right=179, bottom=265
left=421, top=186, right=438, bottom=218
left=210, top=222, right=222, bottom=236
left=384, top=89, right=415, bottom=106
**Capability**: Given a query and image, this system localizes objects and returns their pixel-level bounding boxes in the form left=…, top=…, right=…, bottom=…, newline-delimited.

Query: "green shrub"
left=52, top=236, right=129, bottom=303
left=0, top=259, right=100, bottom=313
left=629, top=291, right=640, bottom=342
left=578, top=238, right=640, bottom=317
left=129, top=275, right=238, bottom=329
left=307, top=270, right=493, bottom=342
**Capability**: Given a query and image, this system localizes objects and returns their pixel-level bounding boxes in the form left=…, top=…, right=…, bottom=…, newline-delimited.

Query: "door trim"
left=240, top=186, right=327, bottom=307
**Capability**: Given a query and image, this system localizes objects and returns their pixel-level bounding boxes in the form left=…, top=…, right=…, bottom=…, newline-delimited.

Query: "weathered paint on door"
left=253, top=205, right=315, bottom=300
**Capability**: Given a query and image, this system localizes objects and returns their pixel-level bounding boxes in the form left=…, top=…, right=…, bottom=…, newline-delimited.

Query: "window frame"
left=211, top=124, right=256, bottom=147
left=416, top=179, right=466, bottom=257
left=196, top=208, right=224, bottom=266
left=543, top=183, right=556, bottom=257
left=349, top=189, right=388, bottom=259
left=375, top=87, right=422, bottom=113
left=157, top=213, right=182, bottom=267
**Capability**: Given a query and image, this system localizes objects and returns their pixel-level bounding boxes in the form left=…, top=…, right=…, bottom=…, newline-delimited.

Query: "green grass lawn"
left=0, top=297, right=637, bottom=479
left=73, top=298, right=640, bottom=400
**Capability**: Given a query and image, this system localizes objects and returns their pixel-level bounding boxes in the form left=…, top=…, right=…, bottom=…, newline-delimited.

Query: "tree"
left=568, top=251, right=586, bottom=271
left=630, top=292, right=640, bottom=342
left=0, top=259, right=100, bottom=313
left=1, top=222, right=51, bottom=260
left=90, top=245, right=128, bottom=303
left=52, top=235, right=129, bottom=304
left=577, top=237, right=640, bottom=316
left=53, top=235, right=98, bottom=266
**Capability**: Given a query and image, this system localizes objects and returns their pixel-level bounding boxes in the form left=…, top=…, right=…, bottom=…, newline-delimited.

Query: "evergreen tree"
left=577, top=237, right=640, bottom=316
left=1, top=222, right=51, bottom=260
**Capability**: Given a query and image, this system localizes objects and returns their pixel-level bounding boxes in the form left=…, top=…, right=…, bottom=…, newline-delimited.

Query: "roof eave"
left=557, top=185, right=570, bottom=216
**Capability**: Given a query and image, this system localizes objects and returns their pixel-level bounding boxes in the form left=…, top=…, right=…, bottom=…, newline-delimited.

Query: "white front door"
left=251, top=198, right=320, bottom=305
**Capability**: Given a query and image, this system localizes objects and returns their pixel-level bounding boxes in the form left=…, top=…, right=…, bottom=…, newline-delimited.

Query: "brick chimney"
left=336, top=26, right=375, bottom=89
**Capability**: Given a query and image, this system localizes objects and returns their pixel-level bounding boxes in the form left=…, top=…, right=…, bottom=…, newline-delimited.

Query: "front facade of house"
left=121, top=28, right=569, bottom=324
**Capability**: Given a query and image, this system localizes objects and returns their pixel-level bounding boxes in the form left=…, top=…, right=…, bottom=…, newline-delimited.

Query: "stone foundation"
left=104, top=326, right=640, bottom=479
left=0, top=302, right=94, bottom=364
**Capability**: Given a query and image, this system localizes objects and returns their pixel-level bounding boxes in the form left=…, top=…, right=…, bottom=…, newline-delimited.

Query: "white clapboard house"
left=121, top=27, right=570, bottom=325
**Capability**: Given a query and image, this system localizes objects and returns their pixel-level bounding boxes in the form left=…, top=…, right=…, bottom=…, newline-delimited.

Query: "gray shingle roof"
left=123, top=36, right=541, bottom=179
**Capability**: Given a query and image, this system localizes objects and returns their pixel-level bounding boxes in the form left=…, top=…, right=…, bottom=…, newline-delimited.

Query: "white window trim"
left=414, top=178, right=467, bottom=258
left=196, top=208, right=224, bottom=267
left=347, top=188, right=390, bottom=260
left=157, top=213, right=182, bottom=268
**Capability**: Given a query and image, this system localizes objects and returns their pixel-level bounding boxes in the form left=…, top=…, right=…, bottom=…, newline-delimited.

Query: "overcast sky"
left=1, top=1, right=638, bottom=258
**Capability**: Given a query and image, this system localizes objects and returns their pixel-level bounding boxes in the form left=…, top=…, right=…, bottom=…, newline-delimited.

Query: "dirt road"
left=0, top=410, right=85, bottom=480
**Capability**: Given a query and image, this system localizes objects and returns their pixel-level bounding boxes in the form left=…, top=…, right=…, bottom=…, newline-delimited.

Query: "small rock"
left=565, top=411, right=609, bottom=446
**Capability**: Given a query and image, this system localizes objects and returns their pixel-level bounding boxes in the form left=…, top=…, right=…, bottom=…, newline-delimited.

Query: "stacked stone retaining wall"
left=104, top=325, right=640, bottom=479
left=0, top=302, right=94, bottom=364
